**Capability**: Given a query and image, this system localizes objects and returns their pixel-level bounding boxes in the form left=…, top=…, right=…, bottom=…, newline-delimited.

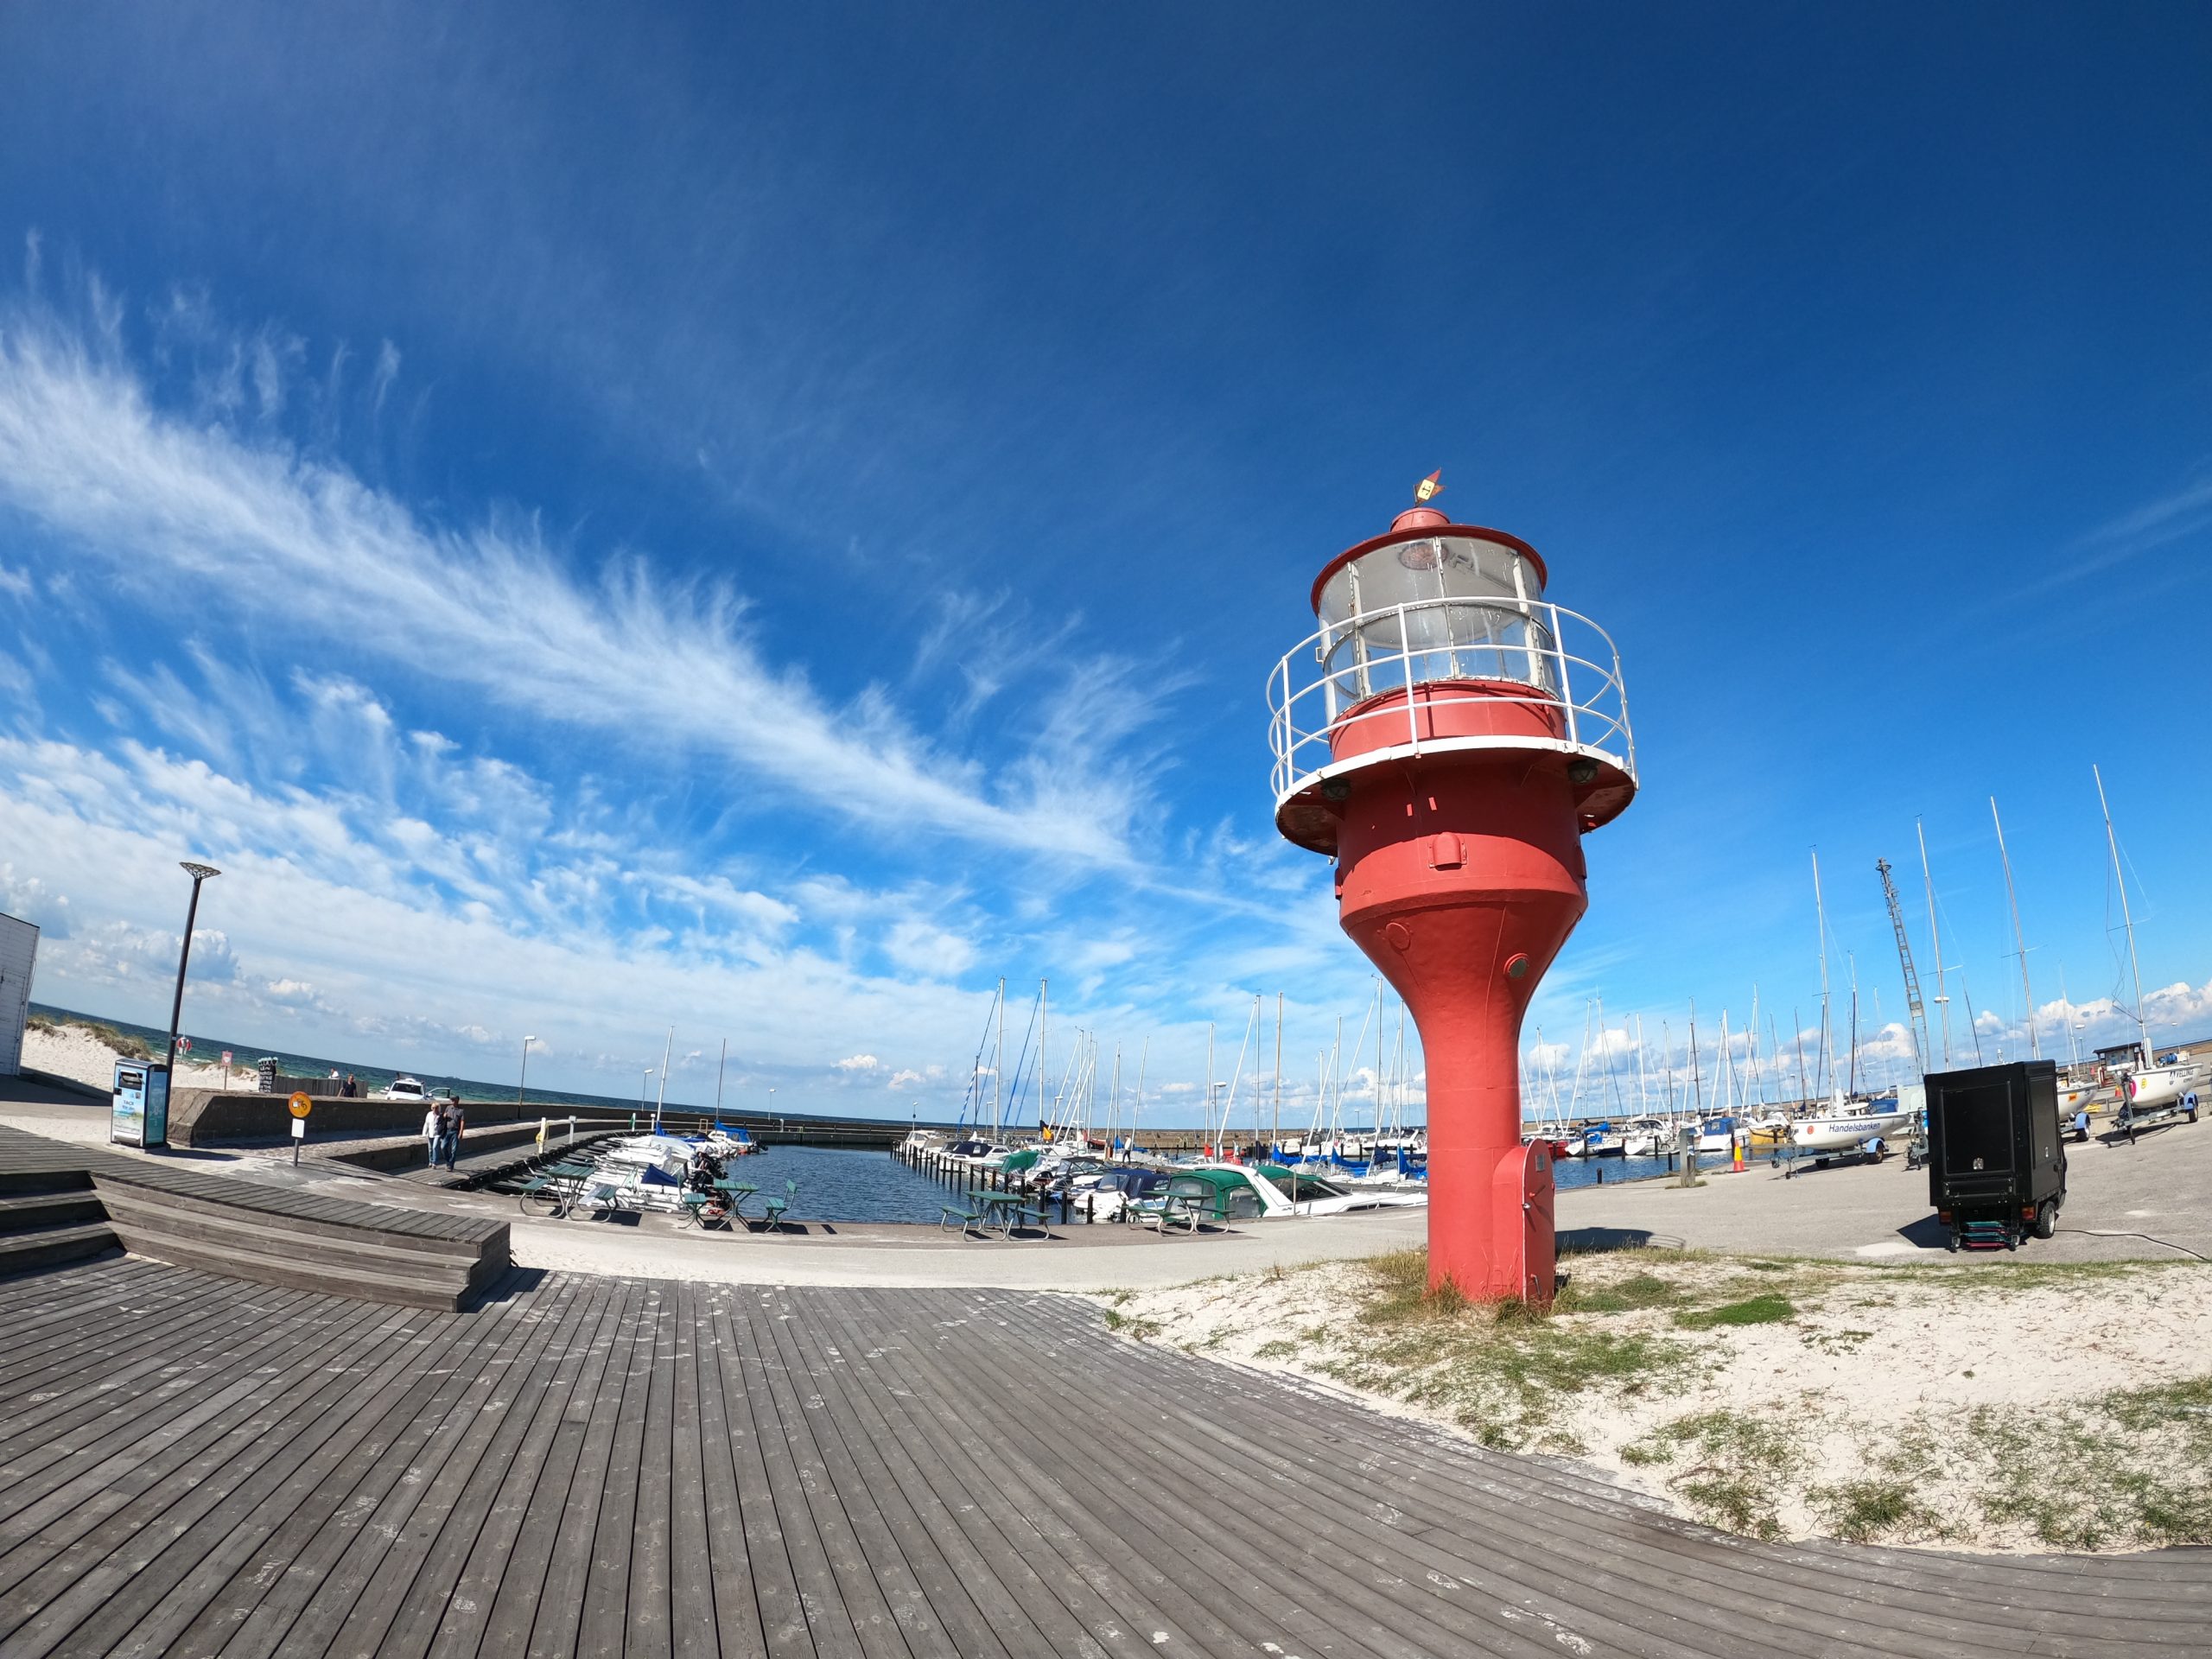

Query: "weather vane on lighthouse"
left=1267, top=476, right=1638, bottom=1304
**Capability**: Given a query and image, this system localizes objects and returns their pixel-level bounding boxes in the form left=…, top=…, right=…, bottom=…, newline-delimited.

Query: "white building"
left=0, top=912, right=37, bottom=1077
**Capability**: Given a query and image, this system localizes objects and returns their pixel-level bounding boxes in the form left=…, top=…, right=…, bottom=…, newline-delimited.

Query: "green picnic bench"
left=943, top=1190, right=1047, bottom=1239
left=517, top=1160, right=599, bottom=1219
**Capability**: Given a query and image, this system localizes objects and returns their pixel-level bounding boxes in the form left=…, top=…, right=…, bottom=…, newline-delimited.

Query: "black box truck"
left=1925, top=1060, right=2066, bottom=1252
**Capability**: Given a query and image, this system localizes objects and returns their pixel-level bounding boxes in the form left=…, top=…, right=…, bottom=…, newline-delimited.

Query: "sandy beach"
left=20, top=1020, right=246, bottom=1093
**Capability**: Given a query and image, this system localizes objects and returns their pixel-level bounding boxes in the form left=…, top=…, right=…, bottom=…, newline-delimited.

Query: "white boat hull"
left=1788, top=1110, right=1913, bottom=1153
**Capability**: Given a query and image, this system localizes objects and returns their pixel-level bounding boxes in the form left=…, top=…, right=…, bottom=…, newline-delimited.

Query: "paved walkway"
left=2, top=1253, right=2205, bottom=1658
left=1557, top=1118, right=2212, bottom=1263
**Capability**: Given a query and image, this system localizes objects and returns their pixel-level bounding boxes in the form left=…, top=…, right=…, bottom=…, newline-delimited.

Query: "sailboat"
left=1781, top=1091, right=1918, bottom=1153
left=2094, top=767, right=2204, bottom=1118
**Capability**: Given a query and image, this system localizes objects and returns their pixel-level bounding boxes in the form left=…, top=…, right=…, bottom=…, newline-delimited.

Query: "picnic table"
left=516, top=1160, right=599, bottom=1219
left=941, top=1189, right=1047, bottom=1239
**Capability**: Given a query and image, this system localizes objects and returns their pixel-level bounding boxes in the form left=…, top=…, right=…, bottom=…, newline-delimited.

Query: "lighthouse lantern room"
left=1268, top=490, right=1638, bottom=1304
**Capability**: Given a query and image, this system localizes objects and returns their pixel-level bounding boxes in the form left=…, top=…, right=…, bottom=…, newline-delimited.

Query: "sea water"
left=738, top=1144, right=964, bottom=1224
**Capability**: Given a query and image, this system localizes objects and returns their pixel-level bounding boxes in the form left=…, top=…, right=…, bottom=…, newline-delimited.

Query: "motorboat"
left=1065, top=1166, right=1176, bottom=1221
left=1691, top=1116, right=1740, bottom=1155
left=1153, top=1162, right=1429, bottom=1221
left=694, top=1122, right=765, bottom=1157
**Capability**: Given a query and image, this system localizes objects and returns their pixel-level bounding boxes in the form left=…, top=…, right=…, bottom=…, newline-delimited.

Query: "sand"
left=1102, top=1250, right=2212, bottom=1552
left=21, top=1020, right=251, bottom=1093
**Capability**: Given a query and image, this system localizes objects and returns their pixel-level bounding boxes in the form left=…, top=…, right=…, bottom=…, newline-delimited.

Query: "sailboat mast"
left=2094, top=764, right=2152, bottom=1064
left=1916, top=820, right=1953, bottom=1068
left=1688, top=999, right=1704, bottom=1114
left=1132, top=1039, right=1147, bottom=1152
left=1747, top=985, right=1763, bottom=1104
left=1273, top=992, right=1283, bottom=1157
left=1719, top=1011, right=1734, bottom=1114
left=1039, top=977, right=1048, bottom=1133
left=1392, top=1000, right=1407, bottom=1137
left=1812, top=850, right=1834, bottom=1096
left=654, top=1025, right=672, bottom=1128
left=1847, top=952, right=1859, bottom=1096
left=993, top=977, right=1005, bottom=1136
left=1989, top=797, right=2040, bottom=1058
left=1205, top=1021, right=1215, bottom=1152
left=1362, top=986, right=1380, bottom=1141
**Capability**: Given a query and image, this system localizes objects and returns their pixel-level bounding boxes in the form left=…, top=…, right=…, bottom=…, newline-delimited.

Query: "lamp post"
left=166, top=863, right=220, bottom=1082
left=518, top=1035, right=537, bottom=1110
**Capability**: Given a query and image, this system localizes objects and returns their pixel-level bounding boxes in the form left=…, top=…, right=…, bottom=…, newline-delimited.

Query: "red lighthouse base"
left=1332, top=730, right=1589, bottom=1306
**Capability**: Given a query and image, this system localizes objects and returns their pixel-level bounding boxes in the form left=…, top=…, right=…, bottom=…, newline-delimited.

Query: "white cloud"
left=833, top=1053, right=881, bottom=1072
left=0, top=290, right=1157, bottom=865
left=880, top=918, right=977, bottom=979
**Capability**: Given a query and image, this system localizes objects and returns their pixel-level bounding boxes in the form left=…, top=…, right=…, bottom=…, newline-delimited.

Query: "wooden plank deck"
left=0, top=1257, right=2204, bottom=1656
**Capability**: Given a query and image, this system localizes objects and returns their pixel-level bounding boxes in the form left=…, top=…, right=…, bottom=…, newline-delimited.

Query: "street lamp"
left=518, top=1035, right=537, bottom=1110
left=166, top=862, right=220, bottom=1085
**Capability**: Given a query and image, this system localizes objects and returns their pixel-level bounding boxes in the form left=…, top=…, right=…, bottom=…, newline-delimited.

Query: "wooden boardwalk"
left=0, top=1254, right=2203, bottom=1658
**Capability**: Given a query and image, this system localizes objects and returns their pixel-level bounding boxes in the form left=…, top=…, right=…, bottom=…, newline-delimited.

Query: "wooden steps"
left=0, top=1171, right=120, bottom=1274
left=0, top=1124, right=509, bottom=1312
left=92, top=1178, right=505, bottom=1312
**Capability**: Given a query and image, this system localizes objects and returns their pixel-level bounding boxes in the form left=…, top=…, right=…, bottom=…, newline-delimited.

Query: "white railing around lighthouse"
left=1268, top=595, right=1636, bottom=808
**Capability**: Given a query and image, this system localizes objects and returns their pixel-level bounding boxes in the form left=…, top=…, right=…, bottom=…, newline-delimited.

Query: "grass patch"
left=1254, top=1338, right=1299, bottom=1361
left=1557, top=1272, right=1680, bottom=1315
left=1099, top=1307, right=1162, bottom=1343
left=1333, top=1249, right=1695, bottom=1448
left=28, top=1016, right=153, bottom=1060
left=1630, top=1410, right=1806, bottom=1539
left=1813, top=1477, right=1939, bottom=1543
left=1673, top=1294, right=1795, bottom=1330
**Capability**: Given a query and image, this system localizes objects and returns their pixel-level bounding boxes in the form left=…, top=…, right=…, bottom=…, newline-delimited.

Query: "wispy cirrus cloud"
left=0, top=282, right=1160, bottom=865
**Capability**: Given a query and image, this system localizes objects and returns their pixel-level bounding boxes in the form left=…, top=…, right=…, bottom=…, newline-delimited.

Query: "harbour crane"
left=1877, top=857, right=1933, bottom=1077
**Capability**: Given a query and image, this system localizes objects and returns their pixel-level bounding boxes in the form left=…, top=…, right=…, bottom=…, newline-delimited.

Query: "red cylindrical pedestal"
left=1332, top=696, right=1587, bottom=1303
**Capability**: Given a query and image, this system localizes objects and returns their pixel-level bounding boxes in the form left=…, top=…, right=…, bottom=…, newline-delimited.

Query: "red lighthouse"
left=1269, top=489, right=1637, bottom=1303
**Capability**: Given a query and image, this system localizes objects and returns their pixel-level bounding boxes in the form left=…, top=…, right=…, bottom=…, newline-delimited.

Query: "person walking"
left=422, top=1102, right=440, bottom=1166
left=442, top=1096, right=467, bottom=1169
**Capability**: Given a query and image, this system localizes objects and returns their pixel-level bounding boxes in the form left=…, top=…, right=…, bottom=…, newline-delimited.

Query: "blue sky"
left=1, top=3, right=2207, bottom=1121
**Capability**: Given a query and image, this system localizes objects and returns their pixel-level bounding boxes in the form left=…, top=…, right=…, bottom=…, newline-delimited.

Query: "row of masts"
left=944, top=773, right=2158, bottom=1137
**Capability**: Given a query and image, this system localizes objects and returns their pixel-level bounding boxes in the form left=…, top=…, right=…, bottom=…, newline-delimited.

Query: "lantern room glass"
left=1315, top=535, right=1560, bottom=712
